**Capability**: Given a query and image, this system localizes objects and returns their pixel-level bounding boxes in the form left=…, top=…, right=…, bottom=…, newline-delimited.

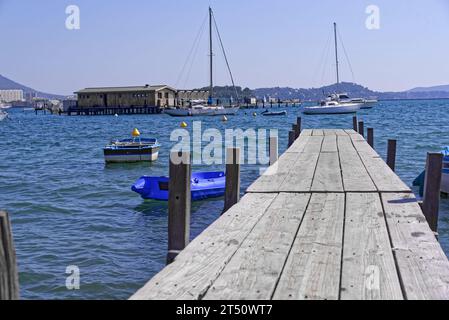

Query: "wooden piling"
left=292, top=124, right=300, bottom=140
left=358, top=121, right=364, bottom=138
left=288, top=131, right=295, bottom=148
left=0, top=211, right=19, bottom=300
left=223, top=148, right=241, bottom=214
left=269, top=136, right=278, bottom=165
left=367, top=128, right=374, bottom=148
left=296, top=117, right=302, bottom=137
left=422, top=153, right=443, bottom=232
left=387, top=139, right=397, bottom=172
left=167, top=152, right=191, bottom=264
left=352, top=116, right=358, bottom=131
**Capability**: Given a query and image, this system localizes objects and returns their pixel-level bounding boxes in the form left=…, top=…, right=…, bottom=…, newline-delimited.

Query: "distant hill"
left=2, top=73, right=449, bottom=102
left=408, top=84, right=449, bottom=93
left=0, top=74, right=64, bottom=99
left=251, top=82, right=449, bottom=101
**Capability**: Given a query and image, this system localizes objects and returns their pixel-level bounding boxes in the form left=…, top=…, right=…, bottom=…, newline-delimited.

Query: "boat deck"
left=131, top=129, right=449, bottom=300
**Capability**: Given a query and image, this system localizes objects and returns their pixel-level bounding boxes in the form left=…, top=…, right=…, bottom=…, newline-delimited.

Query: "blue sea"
left=1, top=99, right=449, bottom=299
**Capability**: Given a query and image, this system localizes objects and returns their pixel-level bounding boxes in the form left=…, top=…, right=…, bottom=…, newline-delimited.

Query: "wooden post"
left=353, top=116, right=358, bottom=131
left=223, top=148, right=241, bottom=214
left=292, top=124, right=299, bottom=140
left=288, top=131, right=295, bottom=148
left=358, top=121, right=364, bottom=138
left=269, top=136, right=278, bottom=165
left=422, top=153, right=443, bottom=232
left=167, top=152, right=191, bottom=265
left=367, top=128, right=374, bottom=148
left=387, top=139, right=397, bottom=172
left=296, top=117, right=302, bottom=136
left=0, top=211, right=19, bottom=300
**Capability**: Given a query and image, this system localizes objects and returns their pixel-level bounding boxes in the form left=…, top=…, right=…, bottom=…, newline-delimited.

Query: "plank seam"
left=337, top=192, right=347, bottom=300
left=378, top=193, right=408, bottom=300
left=270, top=193, right=313, bottom=299
left=198, top=193, right=280, bottom=300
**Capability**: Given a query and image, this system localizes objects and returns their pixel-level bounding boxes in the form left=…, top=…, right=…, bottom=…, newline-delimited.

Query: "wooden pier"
left=131, top=128, right=449, bottom=300
left=66, top=106, right=162, bottom=116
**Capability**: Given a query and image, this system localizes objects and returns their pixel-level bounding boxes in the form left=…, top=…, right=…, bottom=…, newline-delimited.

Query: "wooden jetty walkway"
left=132, top=128, right=449, bottom=300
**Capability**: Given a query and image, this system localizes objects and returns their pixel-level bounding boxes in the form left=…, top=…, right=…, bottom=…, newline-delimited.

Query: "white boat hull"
left=105, top=151, right=159, bottom=163
left=210, top=106, right=240, bottom=115
left=164, top=106, right=239, bottom=117
left=302, top=103, right=362, bottom=115
left=164, top=108, right=214, bottom=117
left=442, top=172, right=449, bottom=194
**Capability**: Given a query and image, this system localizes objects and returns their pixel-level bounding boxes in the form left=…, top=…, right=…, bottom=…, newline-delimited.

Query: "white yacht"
left=303, top=99, right=361, bottom=115
left=164, top=104, right=215, bottom=117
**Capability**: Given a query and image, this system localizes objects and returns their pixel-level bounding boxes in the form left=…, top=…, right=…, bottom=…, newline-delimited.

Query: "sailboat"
left=303, top=23, right=363, bottom=115
left=165, top=7, right=240, bottom=117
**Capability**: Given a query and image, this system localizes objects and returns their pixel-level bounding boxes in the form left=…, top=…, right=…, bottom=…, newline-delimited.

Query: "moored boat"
left=164, top=105, right=215, bottom=117
left=413, top=147, right=449, bottom=196
left=262, top=110, right=287, bottom=116
left=131, top=171, right=226, bottom=201
left=104, top=129, right=160, bottom=163
left=303, top=100, right=361, bottom=115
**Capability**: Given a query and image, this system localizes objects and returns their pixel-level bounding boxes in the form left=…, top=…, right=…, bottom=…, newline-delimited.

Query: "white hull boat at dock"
left=303, top=101, right=362, bottom=115
left=164, top=105, right=239, bottom=117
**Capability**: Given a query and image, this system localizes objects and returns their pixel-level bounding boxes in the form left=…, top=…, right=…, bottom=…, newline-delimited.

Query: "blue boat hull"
left=132, top=172, right=226, bottom=201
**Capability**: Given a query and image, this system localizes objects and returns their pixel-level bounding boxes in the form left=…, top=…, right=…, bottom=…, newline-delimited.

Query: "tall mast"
left=209, top=7, right=213, bottom=98
left=333, top=22, right=340, bottom=85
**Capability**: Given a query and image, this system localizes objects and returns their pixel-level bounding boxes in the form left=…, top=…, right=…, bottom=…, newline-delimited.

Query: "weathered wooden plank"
left=300, top=129, right=313, bottom=136
left=334, top=129, right=348, bottom=136
left=352, top=139, right=380, bottom=157
left=321, top=135, right=338, bottom=153
left=345, top=129, right=358, bottom=135
left=341, top=193, right=403, bottom=300
left=130, top=193, right=277, bottom=300
left=0, top=211, right=19, bottom=300
left=338, top=136, right=377, bottom=192
left=278, top=152, right=320, bottom=192
left=311, top=152, right=344, bottom=192
left=285, top=135, right=310, bottom=153
left=382, top=193, right=449, bottom=300
left=246, top=152, right=299, bottom=193
left=273, top=193, right=345, bottom=300
left=322, top=129, right=335, bottom=136
left=303, top=136, right=323, bottom=154
left=203, top=193, right=311, bottom=300
left=312, top=129, right=324, bottom=136
left=358, top=152, right=411, bottom=192
left=167, top=152, right=191, bottom=264
left=223, top=148, right=241, bottom=214
left=348, top=132, right=365, bottom=141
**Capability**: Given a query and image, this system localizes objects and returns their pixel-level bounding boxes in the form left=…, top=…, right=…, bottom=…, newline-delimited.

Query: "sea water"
left=1, top=99, right=448, bottom=299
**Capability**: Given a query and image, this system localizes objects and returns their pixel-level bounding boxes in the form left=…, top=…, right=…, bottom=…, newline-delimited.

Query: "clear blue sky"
left=1, top=0, right=448, bottom=95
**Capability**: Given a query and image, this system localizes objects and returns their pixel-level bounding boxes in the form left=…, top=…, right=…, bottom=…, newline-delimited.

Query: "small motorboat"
left=302, top=100, right=361, bottom=115
left=104, top=129, right=160, bottom=163
left=413, top=147, right=449, bottom=196
left=132, top=171, right=226, bottom=201
left=262, top=110, right=287, bottom=116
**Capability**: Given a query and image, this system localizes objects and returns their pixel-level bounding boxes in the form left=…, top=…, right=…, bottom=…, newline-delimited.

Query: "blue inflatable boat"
left=131, top=171, right=226, bottom=201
